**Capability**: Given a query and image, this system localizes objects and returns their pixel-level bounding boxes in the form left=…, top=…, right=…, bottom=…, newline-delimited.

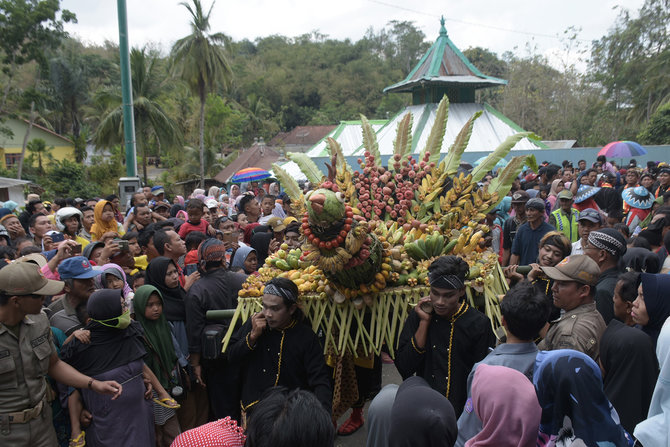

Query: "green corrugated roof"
left=384, top=17, right=507, bottom=94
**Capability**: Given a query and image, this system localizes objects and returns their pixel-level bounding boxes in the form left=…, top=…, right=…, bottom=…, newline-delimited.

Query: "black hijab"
left=640, top=273, right=670, bottom=346
left=251, top=231, right=272, bottom=267
left=623, top=247, right=660, bottom=273
left=170, top=204, right=184, bottom=218
left=61, top=289, right=146, bottom=376
left=388, top=376, right=457, bottom=447
left=145, top=256, right=186, bottom=321
left=600, top=319, right=659, bottom=434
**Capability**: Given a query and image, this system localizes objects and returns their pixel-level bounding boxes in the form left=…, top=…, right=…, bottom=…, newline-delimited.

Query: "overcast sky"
left=61, top=0, right=644, bottom=68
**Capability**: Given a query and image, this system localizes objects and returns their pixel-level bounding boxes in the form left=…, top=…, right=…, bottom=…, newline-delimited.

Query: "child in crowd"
left=90, top=200, right=124, bottom=241
left=134, top=285, right=186, bottom=446
left=230, top=246, right=258, bottom=275
left=177, top=199, right=216, bottom=239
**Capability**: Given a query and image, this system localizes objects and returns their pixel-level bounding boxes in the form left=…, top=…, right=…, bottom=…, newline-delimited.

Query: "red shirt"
left=171, top=417, right=245, bottom=447
left=178, top=220, right=208, bottom=239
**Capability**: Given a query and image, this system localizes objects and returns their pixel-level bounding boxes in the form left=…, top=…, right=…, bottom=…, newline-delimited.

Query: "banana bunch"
left=373, top=221, right=405, bottom=247
left=418, top=159, right=450, bottom=202
left=448, top=226, right=488, bottom=256
left=301, top=244, right=353, bottom=273
left=404, top=231, right=448, bottom=261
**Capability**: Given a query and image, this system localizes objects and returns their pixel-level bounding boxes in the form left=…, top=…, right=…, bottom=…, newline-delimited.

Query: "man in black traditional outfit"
left=228, top=277, right=332, bottom=415
left=395, top=255, right=496, bottom=417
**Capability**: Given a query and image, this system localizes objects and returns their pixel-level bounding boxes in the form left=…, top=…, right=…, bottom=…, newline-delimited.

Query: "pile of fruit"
left=224, top=96, right=537, bottom=356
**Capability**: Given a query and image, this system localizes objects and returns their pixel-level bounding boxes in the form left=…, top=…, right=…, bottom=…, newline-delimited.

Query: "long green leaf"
left=360, top=114, right=381, bottom=166
left=443, top=110, right=482, bottom=175
left=393, top=113, right=413, bottom=160
left=287, top=152, right=324, bottom=184
left=485, top=154, right=537, bottom=212
left=470, top=132, right=539, bottom=182
left=272, top=163, right=304, bottom=203
left=326, top=137, right=352, bottom=174
left=420, top=95, right=449, bottom=164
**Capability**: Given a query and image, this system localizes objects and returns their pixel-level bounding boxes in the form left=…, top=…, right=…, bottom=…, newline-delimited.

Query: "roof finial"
left=439, top=16, right=447, bottom=36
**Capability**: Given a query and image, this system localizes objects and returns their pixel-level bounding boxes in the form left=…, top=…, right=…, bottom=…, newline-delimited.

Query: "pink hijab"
left=465, top=364, right=541, bottom=447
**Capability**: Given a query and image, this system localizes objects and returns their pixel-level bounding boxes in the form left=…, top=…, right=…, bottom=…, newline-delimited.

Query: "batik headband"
left=198, top=239, right=227, bottom=263
left=264, top=283, right=298, bottom=303
left=429, top=273, right=465, bottom=290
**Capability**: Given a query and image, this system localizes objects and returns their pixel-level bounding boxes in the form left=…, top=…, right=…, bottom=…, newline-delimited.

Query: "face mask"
left=92, top=309, right=131, bottom=329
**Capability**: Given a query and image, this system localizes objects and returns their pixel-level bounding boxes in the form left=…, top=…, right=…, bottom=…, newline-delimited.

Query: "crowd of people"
left=0, top=155, right=668, bottom=447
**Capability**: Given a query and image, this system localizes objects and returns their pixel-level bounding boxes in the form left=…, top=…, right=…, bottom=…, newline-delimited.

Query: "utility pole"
left=117, top=0, right=137, bottom=177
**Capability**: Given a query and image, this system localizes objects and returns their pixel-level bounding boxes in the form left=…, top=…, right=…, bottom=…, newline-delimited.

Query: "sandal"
left=337, top=409, right=364, bottom=436
left=69, top=431, right=86, bottom=447
left=153, top=397, right=181, bottom=409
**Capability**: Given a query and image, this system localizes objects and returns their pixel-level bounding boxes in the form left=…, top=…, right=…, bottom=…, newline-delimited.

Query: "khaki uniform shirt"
left=538, top=302, right=606, bottom=362
left=0, top=311, right=56, bottom=412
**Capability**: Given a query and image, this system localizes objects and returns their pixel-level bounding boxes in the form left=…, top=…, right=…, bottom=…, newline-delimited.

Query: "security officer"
left=0, top=262, right=123, bottom=446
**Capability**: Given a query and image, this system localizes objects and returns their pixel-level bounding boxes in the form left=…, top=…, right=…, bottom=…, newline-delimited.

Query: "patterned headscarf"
left=533, top=349, right=631, bottom=447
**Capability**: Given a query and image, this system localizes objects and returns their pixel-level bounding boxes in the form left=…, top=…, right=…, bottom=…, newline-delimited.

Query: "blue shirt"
left=511, top=220, right=554, bottom=265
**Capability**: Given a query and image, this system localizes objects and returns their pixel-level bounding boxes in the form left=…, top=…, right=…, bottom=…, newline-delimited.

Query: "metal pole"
left=117, top=0, right=137, bottom=178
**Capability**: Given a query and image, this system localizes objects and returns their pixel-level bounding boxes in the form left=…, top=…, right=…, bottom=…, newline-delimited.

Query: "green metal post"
left=117, top=0, right=137, bottom=177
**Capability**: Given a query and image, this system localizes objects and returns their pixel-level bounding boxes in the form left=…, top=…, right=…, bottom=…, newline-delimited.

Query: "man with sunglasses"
left=0, top=262, right=122, bottom=446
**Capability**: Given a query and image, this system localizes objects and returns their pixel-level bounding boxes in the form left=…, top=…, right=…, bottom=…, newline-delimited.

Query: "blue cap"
left=151, top=185, right=165, bottom=195
left=58, top=256, right=102, bottom=280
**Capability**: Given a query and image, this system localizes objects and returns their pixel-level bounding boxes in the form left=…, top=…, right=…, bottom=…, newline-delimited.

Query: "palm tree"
left=93, top=48, right=181, bottom=183
left=170, top=0, right=232, bottom=188
left=26, top=138, right=54, bottom=175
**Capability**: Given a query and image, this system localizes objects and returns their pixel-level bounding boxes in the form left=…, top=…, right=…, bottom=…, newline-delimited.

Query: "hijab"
left=495, top=196, right=512, bottom=226
left=133, top=285, right=177, bottom=389
left=547, top=179, right=562, bottom=211
left=230, top=184, right=240, bottom=199
left=208, top=186, right=220, bottom=198
left=90, top=200, right=118, bottom=240
left=170, top=204, right=185, bottom=218
left=388, top=376, right=457, bottom=447
left=623, top=247, right=660, bottom=273
left=250, top=231, right=272, bottom=268
left=231, top=245, right=255, bottom=274
left=640, top=273, right=670, bottom=346
left=175, top=195, right=185, bottom=207
left=466, top=364, right=540, bottom=447
left=533, top=349, right=630, bottom=447
left=600, top=319, right=658, bottom=434
left=61, top=289, right=146, bottom=376
left=97, top=263, right=133, bottom=298
left=145, top=257, right=186, bottom=321
left=634, top=317, right=670, bottom=447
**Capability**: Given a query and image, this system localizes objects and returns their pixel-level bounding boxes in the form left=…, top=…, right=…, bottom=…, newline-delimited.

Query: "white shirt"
left=571, top=239, right=584, bottom=255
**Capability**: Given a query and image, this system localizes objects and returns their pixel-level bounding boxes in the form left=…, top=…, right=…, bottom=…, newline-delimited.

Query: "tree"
left=590, top=0, right=670, bottom=125
left=170, top=0, right=232, bottom=188
left=638, top=101, right=670, bottom=144
left=0, top=0, right=76, bottom=112
left=94, top=48, right=181, bottom=183
left=25, top=137, right=53, bottom=174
